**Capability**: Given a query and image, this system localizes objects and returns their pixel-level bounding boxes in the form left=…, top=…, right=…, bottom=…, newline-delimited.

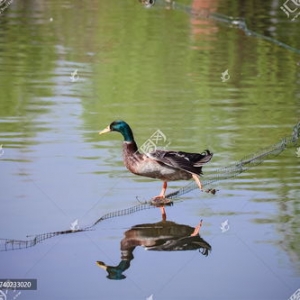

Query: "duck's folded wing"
left=146, top=150, right=213, bottom=175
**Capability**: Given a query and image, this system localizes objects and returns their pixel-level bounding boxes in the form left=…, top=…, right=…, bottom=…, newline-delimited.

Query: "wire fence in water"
left=167, top=122, right=300, bottom=198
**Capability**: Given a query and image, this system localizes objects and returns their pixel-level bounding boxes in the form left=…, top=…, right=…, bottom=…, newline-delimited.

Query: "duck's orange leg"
left=192, top=174, right=217, bottom=194
left=151, top=181, right=173, bottom=207
left=160, top=206, right=167, bottom=221
left=192, top=174, right=203, bottom=190
left=153, top=181, right=168, bottom=199
left=190, top=220, right=203, bottom=236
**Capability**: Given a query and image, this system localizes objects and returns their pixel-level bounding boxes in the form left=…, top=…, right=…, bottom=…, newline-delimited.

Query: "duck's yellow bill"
left=99, top=126, right=111, bottom=135
left=96, top=261, right=107, bottom=270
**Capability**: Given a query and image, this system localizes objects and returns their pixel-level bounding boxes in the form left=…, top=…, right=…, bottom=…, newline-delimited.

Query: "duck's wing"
left=146, top=150, right=213, bottom=175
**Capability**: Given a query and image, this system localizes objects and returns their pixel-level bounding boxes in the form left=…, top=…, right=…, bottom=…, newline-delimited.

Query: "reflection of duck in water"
left=99, top=120, right=213, bottom=202
left=97, top=218, right=211, bottom=280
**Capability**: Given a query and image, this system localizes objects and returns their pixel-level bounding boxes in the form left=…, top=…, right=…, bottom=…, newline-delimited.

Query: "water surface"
left=0, top=0, right=299, bottom=299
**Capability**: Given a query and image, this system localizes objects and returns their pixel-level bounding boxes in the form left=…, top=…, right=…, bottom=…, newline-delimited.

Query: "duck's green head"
left=99, top=120, right=134, bottom=142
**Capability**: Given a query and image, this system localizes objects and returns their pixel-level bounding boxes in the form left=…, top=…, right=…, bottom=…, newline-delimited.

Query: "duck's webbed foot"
left=151, top=181, right=173, bottom=206
left=150, top=196, right=173, bottom=207
left=205, top=188, right=218, bottom=195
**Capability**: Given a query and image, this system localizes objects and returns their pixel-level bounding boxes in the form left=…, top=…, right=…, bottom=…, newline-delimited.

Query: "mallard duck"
left=99, top=120, right=213, bottom=200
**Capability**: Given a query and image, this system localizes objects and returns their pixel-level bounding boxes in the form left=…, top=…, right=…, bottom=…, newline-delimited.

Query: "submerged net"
left=1, top=122, right=299, bottom=251
left=0, top=229, right=86, bottom=252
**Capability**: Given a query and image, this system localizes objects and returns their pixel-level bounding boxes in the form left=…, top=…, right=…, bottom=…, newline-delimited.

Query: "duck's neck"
left=122, top=141, right=140, bottom=173
left=119, top=124, right=139, bottom=154
left=123, top=140, right=139, bottom=155
left=120, top=125, right=135, bottom=143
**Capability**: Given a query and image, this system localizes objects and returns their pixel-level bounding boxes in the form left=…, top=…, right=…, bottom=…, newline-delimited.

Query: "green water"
left=0, top=0, right=299, bottom=299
